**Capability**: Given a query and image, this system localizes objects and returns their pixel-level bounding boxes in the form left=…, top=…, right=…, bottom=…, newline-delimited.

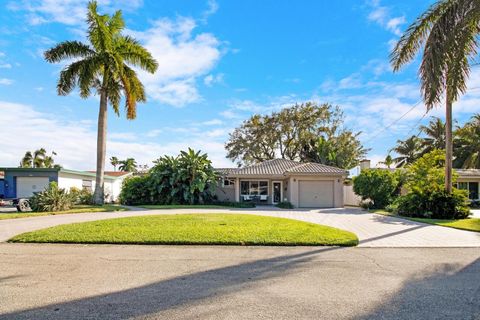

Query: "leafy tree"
left=118, top=158, right=137, bottom=172
left=391, top=0, right=480, bottom=193
left=45, top=1, right=158, bottom=204
left=110, top=156, right=119, bottom=171
left=391, top=136, right=423, bottom=167
left=353, top=169, right=400, bottom=209
left=454, top=113, right=480, bottom=168
left=420, top=117, right=446, bottom=154
left=225, top=102, right=366, bottom=168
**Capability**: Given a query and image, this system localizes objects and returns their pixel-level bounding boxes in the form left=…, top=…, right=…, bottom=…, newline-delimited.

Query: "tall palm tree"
left=45, top=1, right=158, bottom=204
left=420, top=117, right=446, bottom=154
left=390, top=0, right=480, bottom=193
left=20, top=151, right=33, bottom=168
left=118, top=158, right=137, bottom=172
left=391, top=136, right=423, bottom=168
left=110, top=156, right=119, bottom=171
left=454, top=113, right=480, bottom=168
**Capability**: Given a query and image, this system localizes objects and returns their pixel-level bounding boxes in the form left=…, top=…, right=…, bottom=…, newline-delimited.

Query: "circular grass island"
left=9, top=214, right=358, bottom=246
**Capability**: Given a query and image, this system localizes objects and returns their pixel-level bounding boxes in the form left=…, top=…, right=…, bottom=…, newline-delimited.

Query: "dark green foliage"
left=394, top=189, right=470, bottom=219
left=119, top=148, right=218, bottom=206
left=393, top=150, right=470, bottom=219
left=353, top=169, right=400, bottom=209
left=119, top=175, right=152, bottom=205
left=210, top=201, right=256, bottom=208
left=276, top=201, right=294, bottom=209
left=29, top=182, right=74, bottom=212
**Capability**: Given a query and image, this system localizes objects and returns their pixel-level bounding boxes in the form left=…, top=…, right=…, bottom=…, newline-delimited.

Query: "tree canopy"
left=225, top=102, right=367, bottom=169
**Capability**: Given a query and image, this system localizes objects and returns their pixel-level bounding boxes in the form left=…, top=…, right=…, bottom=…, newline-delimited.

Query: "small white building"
left=0, top=167, right=132, bottom=202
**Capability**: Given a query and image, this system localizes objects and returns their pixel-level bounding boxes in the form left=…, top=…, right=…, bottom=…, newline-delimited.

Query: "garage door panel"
left=298, top=180, right=334, bottom=208
left=16, top=177, right=50, bottom=198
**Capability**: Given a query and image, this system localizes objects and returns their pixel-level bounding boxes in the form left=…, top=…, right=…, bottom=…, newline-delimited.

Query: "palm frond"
left=115, top=36, right=158, bottom=73
left=44, top=41, right=94, bottom=63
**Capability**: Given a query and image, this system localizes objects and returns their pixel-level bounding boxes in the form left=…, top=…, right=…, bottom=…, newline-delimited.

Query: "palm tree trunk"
left=93, top=90, right=108, bottom=205
left=445, top=96, right=453, bottom=193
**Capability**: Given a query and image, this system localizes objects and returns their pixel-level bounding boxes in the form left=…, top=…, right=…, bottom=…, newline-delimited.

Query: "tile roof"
left=216, top=159, right=346, bottom=176
left=456, top=169, right=480, bottom=177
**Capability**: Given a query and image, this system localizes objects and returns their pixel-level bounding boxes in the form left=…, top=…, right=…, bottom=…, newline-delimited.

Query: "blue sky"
left=1, top=0, right=479, bottom=170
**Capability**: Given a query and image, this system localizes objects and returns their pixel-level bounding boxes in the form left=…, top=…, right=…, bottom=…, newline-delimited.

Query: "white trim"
left=272, top=181, right=283, bottom=204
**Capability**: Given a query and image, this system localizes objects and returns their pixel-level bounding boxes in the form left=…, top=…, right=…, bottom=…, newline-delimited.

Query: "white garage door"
left=298, top=180, right=334, bottom=208
left=16, top=177, right=50, bottom=198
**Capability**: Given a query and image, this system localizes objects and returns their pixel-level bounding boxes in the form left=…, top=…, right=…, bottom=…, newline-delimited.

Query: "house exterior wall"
left=216, top=177, right=290, bottom=205
left=289, top=175, right=344, bottom=208
left=58, top=172, right=122, bottom=202
left=2, top=169, right=58, bottom=198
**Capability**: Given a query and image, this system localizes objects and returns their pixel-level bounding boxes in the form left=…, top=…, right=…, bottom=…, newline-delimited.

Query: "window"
left=457, top=181, right=479, bottom=200
left=222, top=178, right=235, bottom=188
left=240, top=180, right=269, bottom=195
left=82, top=179, right=92, bottom=191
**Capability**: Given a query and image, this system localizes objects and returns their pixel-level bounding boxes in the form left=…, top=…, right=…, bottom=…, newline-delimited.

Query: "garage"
left=16, top=177, right=50, bottom=198
left=298, top=180, right=334, bottom=208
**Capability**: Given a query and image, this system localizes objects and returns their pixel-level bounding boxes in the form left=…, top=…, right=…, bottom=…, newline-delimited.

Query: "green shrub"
left=394, top=150, right=470, bottom=219
left=29, top=182, right=74, bottom=212
left=70, top=187, right=94, bottom=205
left=276, top=201, right=294, bottom=209
left=394, top=189, right=470, bottom=219
left=209, top=201, right=256, bottom=208
left=353, top=169, right=400, bottom=209
left=119, top=175, right=152, bottom=205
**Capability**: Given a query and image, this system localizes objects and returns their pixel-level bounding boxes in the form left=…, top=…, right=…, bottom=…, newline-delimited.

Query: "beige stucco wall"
left=288, top=175, right=344, bottom=208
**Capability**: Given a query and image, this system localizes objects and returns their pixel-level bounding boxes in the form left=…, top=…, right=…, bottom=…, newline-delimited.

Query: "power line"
left=363, top=100, right=423, bottom=145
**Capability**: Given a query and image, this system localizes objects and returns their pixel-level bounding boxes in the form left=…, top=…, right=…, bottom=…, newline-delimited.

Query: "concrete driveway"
left=0, top=244, right=478, bottom=319
left=0, top=207, right=479, bottom=247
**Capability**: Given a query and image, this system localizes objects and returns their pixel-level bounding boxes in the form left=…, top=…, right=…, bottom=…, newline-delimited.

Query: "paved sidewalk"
left=0, top=207, right=479, bottom=247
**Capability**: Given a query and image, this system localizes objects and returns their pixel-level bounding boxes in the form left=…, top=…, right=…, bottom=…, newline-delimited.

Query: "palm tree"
left=118, top=158, right=137, bottom=172
left=20, top=151, right=33, bottom=168
left=379, top=154, right=394, bottom=168
left=420, top=117, right=446, bottom=153
left=391, top=136, right=423, bottom=168
left=44, top=1, right=158, bottom=204
left=391, top=0, right=480, bottom=193
left=454, top=113, right=480, bottom=168
left=33, top=148, right=47, bottom=168
left=110, top=156, right=119, bottom=171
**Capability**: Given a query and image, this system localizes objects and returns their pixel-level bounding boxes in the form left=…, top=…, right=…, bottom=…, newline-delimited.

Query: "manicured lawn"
left=370, top=209, right=480, bottom=233
left=9, top=214, right=359, bottom=246
left=0, top=205, right=128, bottom=220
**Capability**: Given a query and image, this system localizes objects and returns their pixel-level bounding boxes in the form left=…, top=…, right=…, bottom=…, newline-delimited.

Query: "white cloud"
left=0, top=64, right=12, bottom=69
left=109, top=132, right=138, bottom=141
left=367, top=1, right=406, bottom=36
left=131, top=17, right=222, bottom=106
left=200, top=0, right=219, bottom=23
left=204, top=73, right=224, bottom=87
left=145, top=129, right=162, bottom=138
left=0, top=78, right=14, bottom=85
left=201, top=119, right=223, bottom=126
left=0, top=101, right=234, bottom=169
left=9, top=0, right=143, bottom=26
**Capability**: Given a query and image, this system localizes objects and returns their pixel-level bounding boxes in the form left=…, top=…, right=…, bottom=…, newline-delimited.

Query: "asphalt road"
left=0, top=244, right=478, bottom=320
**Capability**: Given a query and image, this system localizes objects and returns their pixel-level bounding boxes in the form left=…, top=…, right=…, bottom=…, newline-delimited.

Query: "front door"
left=272, top=181, right=282, bottom=204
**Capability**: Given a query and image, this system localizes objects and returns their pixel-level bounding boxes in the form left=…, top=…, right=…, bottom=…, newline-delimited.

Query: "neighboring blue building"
left=0, top=168, right=59, bottom=199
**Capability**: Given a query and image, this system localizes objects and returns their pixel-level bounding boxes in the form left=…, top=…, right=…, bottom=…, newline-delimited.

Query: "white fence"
left=343, top=185, right=362, bottom=206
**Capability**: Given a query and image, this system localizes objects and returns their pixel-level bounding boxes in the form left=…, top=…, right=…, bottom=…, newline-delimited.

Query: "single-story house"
left=0, top=167, right=131, bottom=202
left=215, top=159, right=347, bottom=208
left=456, top=169, right=480, bottom=200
